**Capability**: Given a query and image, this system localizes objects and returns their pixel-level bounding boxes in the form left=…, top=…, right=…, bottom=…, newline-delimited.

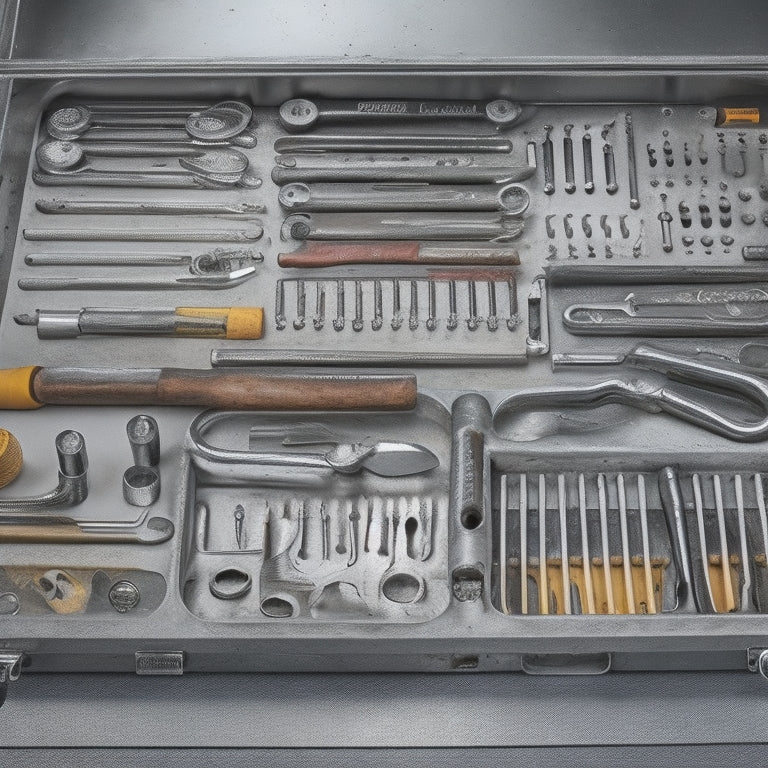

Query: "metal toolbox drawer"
left=4, top=1, right=768, bottom=731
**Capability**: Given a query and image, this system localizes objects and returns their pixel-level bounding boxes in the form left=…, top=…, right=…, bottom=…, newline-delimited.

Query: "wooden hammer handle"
left=21, top=367, right=416, bottom=411
left=278, top=241, right=420, bottom=268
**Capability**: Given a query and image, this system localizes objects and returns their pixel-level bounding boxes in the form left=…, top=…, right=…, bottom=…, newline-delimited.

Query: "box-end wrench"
left=277, top=182, right=530, bottom=213
left=281, top=213, right=524, bottom=242
left=278, top=98, right=522, bottom=131
left=271, top=145, right=537, bottom=185
left=0, top=509, right=174, bottom=544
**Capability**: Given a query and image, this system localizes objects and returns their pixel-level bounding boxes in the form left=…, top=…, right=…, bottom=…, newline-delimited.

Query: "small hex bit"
left=734, top=133, right=748, bottom=178
left=603, top=142, right=618, bottom=194
left=293, top=279, right=306, bottom=330
left=408, top=280, right=419, bottom=330
left=447, top=280, right=458, bottom=330
left=234, top=504, right=245, bottom=551
left=372, top=279, right=383, bottom=330
left=333, top=279, right=345, bottom=331
left=391, top=278, right=402, bottom=330
left=426, top=281, right=437, bottom=331
left=718, top=138, right=727, bottom=174
left=275, top=280, right=287, bottom=330
left=658, top=194, right=673, bottom=252
left=542, top=125, right=555, bottom=195
left=619, top=214, right=630, bottom=239
left=352, top=280, right=364, bottom=331
left=581, top=213, right=592, bottom=238
left=486, top=281, right=498, bottom=331
left=600, top=215, right=612, bottom=238
left=697, top=134, right=708, bottom=164
left=647, top=143, right=657, bottom=167
left=545, top=214, right=556, bottom=239
left=683, top=142, right=692, bottom=166
left=663, top=139, right=674, bottom=167
left=506, top=277, right=519, bottom=330
left=625, top=113, right=640, bottom=209
left=313, top=283, right=326, bottom=330
left=563, top=124, right=576, bottom=194
left=466, top=280, right=479, bottom=330
left=583, top=130, right=595, bottom=193
left=563, top=213, right=574, bottom=239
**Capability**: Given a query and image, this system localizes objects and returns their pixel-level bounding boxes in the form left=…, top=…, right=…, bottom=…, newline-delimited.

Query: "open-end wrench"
left=18, top=266, right=257, bottom=292
left=274, top=134, right=513, bottom=154
left=0, top=509, right=174, bottom=544
left=33, top=169, right=262, bottom=189
left=282, top=212, right=524, bottom=242
left=23, top=228, right=262, bottom=242
left=272, top=146, right=537, bottom=185
left=35, top=199, right=263, bottom=216
left=278, top=97, right=522, bottom=131
left=278, top=182, right=530, bottom=213
left=24, top=248, right=262, bottom=274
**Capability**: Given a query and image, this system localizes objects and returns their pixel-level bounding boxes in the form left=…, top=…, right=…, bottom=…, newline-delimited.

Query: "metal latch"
left=0, top=652, right=24, bottom=708
left=747, top=648, right=768, bottom=679
left=521, top=652, right=612, bottom=676
left=135, top=651, right=184, bottom=676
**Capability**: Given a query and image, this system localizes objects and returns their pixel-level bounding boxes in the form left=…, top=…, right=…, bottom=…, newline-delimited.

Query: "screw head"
left=109, top=581, right=141, bottom=613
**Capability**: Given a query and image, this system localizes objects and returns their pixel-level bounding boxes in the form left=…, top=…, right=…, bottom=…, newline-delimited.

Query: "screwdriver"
left=14, top=306, right=264, bottom=340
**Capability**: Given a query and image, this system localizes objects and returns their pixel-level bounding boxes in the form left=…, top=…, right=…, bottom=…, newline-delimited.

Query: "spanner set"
left=3, top=90, right=768, bottom=696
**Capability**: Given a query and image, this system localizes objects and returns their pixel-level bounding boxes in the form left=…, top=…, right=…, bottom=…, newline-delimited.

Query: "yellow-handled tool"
left=14, top=306, right=264, bottom=340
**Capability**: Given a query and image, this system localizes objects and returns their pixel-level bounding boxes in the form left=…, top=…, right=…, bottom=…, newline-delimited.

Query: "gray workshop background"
left=2, top=0, right=768, bottom=761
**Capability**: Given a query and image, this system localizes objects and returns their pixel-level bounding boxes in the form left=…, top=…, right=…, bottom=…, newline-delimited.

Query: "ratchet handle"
left=0, top=366, right=417, bottom=411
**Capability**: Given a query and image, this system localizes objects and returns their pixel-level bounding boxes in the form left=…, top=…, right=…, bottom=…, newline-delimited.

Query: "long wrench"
left=18, top=267, right=257, bottom=291
left=33, top=169, right=261, bottom=189
left=278, top=97, right=522, bottom=131
left=563, top=286, right=768, bottom=335
left=24, top=248, right=261, bottom=273
left=272, top=146, right=537, bottom=185
left=35, top=199, right=263, bottom=216
left=0, top=510, right=174, bottom=544
left=23, top=228, right=263, bottom=242
left=277, top=182, right=530, bottom=213
left=274, top=134, right=514, bottom=154
left=282, top=212, right=524, bottom=242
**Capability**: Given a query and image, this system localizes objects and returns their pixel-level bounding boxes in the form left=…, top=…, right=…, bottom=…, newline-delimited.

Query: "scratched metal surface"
left=0, top=54, right=767, bottom=686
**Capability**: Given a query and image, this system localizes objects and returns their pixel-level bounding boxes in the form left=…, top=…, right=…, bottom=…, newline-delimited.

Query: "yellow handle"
left=0, top=366, right=42, bottom=410
left=0, top=428, right=23, bottom=487
left=176, top=307, right=264, bottom=340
